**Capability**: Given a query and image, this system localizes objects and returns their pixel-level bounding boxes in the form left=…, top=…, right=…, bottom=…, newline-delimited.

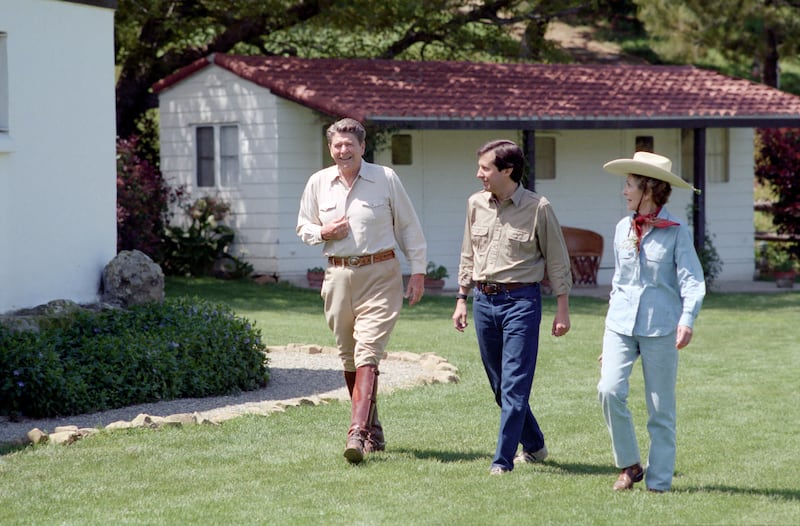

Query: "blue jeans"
left=473, top=284, right=544, bottom=471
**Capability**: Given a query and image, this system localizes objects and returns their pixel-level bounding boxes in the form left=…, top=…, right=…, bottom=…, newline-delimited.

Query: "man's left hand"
left=551, top=314, right=570, bottom=337
left=405, top=273, right=425, bottom=306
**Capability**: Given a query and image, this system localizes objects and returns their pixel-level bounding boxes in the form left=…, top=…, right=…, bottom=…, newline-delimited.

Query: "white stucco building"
left=0, top=0, right=117, bottom=313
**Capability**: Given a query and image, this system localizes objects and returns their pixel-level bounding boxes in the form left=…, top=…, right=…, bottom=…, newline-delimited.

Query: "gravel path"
left=0, top=346, right=455, bottom=446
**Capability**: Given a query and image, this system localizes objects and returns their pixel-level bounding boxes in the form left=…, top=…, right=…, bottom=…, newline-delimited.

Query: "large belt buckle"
left=347, top=256, right=362, bottom=267
left=484, top=283, right=500, bottom=295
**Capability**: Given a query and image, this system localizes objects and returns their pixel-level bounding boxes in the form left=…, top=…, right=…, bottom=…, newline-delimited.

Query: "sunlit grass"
left=0, top=279, right=798, bottom=525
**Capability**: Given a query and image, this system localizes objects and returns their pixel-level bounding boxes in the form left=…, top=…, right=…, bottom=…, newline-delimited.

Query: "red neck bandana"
left=632, top=207, right=679, bottom=250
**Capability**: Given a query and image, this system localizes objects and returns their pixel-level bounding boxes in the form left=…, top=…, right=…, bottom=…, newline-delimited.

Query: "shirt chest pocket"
left=471, top=225, right=490, bottom=253
left=318, top=201, right=339, bottom=224
left=643, top=244, right=669, bottom=263
left=507, top=227, right=535, bottom=254
left=357, top=199, right=390, bottom=223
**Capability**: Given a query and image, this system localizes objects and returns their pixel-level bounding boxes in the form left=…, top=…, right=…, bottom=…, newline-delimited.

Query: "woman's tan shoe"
left=613, top=463, right=644, bottom=491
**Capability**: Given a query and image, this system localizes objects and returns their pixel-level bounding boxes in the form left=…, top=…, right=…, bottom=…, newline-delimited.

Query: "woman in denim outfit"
left=598, top=152, right=706, bottom=493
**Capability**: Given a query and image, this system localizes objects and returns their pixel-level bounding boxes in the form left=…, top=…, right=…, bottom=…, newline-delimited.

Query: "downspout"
left=693, top=128, right=707, bottom=253
left=523, top=129, right=536, bottom=192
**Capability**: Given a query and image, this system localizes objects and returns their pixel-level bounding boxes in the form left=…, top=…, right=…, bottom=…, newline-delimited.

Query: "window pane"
left=391, top=134, right=412, bottom=165
left=220, top=125, right=239, bottom=186
left=635, top=135, right=654, bottom=153
left=196, top=126, right=215, bottom=187
left=681, top=129, right=728, bottom=184
left=534, top=137, right=556, bottom=180
left=707, top=129, right=729, bottom=183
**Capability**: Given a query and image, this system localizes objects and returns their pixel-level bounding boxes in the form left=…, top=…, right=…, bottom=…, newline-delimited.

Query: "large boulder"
left=102, top=250, right=164, bottom=307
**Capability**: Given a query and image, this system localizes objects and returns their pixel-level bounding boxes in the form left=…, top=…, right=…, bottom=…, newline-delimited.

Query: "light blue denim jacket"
left=606, top=207, right=706, bottom=337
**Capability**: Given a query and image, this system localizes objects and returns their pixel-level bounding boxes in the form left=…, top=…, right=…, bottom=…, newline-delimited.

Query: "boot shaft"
left=350, top=365, right=378, bottom=429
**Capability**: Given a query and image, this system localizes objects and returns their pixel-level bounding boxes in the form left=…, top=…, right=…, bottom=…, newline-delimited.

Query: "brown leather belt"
left=476, top=282, right=536, bottom=295
left=328, top=249, right=395, bottom=268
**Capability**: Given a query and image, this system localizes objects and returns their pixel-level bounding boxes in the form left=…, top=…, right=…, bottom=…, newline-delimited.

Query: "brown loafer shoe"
left=612, top=463, right=644, bottom=491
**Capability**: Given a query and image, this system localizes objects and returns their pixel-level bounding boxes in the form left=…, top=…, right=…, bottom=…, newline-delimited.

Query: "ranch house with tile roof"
left=154, top=54, right=800, bottom=289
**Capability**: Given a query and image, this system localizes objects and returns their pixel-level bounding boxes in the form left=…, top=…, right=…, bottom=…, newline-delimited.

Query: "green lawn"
left=1, top=278, right=798, bottom=525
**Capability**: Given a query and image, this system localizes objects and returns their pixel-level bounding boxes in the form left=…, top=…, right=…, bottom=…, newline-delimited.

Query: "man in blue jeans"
left=452, top=139, right=572, bottom=474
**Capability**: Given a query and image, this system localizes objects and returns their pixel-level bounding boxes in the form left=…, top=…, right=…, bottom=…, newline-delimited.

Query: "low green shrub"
left=0, top=297, right=269, bottom=419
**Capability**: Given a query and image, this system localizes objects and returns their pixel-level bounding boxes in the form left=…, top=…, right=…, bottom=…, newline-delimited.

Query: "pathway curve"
left=0, top=344, right=459, bottom=446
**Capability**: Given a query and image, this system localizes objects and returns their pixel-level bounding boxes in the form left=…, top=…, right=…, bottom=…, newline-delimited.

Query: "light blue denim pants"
left=598, top=329, right=678, bottom=491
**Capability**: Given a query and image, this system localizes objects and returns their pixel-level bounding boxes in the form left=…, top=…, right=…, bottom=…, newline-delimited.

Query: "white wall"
left=371, top=127, right=755, bottom=287
left=159, top=66, right=329, bottom=281
left=0, top=0, right=117, bottom=313
left=159, top=69, right=757, bottom=288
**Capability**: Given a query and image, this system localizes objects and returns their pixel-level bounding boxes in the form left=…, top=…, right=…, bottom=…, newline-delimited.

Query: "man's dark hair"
left=477, top=139, right=524, bottom=182
left=326, top=118, right=366, bottom=144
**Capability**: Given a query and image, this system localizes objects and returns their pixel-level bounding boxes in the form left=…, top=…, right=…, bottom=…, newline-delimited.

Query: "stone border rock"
left=17, top=345, right=459, bottom=447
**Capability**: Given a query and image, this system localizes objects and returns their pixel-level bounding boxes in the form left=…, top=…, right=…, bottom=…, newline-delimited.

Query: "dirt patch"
left=545, top=20, right=647, bottom=64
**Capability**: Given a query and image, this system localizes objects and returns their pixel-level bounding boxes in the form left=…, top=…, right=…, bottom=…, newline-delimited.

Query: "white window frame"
left=195, top=123, right=240, bottom=188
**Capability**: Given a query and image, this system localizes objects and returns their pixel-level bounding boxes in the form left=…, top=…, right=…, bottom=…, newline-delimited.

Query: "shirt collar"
left=323, top=159, right=375, bottom=186
left=490, top=183, right=524, bottom=206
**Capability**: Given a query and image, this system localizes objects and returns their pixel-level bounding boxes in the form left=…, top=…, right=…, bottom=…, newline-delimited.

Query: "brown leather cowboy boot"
left=345, top=369, right=385, bottom=454
left=343, top=365, right=377, bottom=464
left=344, top=370, right=356, bottom=397
left=363, top=370, right=385, bottom=453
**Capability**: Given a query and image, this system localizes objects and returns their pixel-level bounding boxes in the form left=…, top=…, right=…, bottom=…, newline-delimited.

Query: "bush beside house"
left=0, top=298, right=269, bottom=420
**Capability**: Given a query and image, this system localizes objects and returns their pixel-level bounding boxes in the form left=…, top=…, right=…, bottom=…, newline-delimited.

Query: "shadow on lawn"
left=391, top=447, right=490, bottom=463
left=540, top=461, right=619, bottom=476
left=676, top=484, right=800, bottom=501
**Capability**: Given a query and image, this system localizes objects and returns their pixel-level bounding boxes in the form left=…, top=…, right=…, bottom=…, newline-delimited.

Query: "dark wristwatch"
left=456, top=293, right=468, bottom=301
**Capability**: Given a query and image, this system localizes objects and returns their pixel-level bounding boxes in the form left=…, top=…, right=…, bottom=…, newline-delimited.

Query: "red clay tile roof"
left=153, top=54, right=800, bottom=129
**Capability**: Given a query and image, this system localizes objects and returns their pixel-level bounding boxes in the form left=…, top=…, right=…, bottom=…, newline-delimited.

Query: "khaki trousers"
left=322, top=257, right=404, bottom=371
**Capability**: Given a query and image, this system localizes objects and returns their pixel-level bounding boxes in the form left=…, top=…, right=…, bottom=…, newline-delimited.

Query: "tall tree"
left=633, top=0, right=800, bottom=87
left=115, top=0, right=589, bottom=138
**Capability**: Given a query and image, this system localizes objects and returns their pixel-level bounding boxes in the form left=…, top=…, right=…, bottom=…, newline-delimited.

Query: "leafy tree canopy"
left=115, top=0, right=590, bottom=138
left=634, top=0, right=800, bottom=87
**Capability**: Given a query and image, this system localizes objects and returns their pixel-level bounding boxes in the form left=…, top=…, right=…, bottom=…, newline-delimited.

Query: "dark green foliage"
left=687, top=204, right=723, bottom=288
left=0, top=298, right=269, bottom=419
left=697, top=233, right=723, bottom=288
left=425, top=261, right=449, bottom=280
left=163, top=196, right=252, bottom=278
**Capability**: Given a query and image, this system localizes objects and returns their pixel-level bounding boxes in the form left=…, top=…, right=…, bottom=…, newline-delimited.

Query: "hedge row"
left=0, top=297, right=269, bottom=419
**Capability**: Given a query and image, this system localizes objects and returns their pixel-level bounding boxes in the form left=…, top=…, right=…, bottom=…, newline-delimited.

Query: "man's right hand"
left=322, top=216, right=349, bottom=241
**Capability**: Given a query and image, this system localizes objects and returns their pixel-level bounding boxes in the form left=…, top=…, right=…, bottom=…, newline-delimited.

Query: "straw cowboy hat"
left=603, top=151, right=699, bottom=193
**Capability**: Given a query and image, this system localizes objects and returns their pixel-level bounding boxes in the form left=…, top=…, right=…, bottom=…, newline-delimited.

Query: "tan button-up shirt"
left=458, top=184, right=572, bottom=296
left=297, top=160, right=427, bottom=275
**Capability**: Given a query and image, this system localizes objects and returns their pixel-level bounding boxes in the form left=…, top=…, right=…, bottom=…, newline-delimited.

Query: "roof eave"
left=367, top=115, right=800, bottom=130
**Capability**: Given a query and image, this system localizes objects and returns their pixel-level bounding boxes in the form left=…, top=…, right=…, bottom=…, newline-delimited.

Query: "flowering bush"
left=756, top=128, right=800, bottom=264
left=116, top=136, right=184, bottom=260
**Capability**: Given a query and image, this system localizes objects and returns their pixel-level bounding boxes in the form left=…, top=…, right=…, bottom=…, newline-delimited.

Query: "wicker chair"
left=561, top=226, right=603, bottom=287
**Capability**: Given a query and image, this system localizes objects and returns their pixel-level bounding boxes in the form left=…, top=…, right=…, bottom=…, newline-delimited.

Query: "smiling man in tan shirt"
left=297, top=118, right=427, bottom=464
